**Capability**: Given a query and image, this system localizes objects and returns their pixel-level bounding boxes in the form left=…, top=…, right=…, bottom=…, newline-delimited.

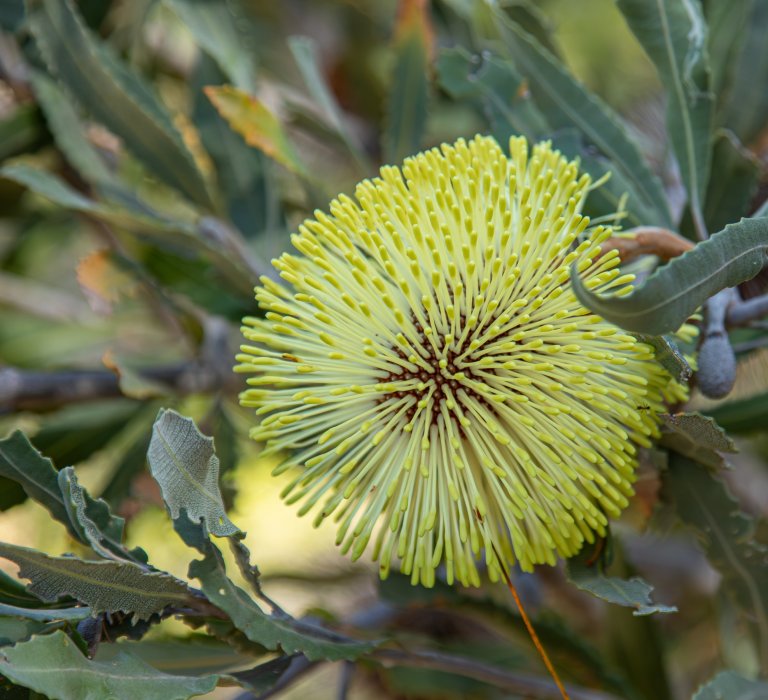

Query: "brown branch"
left=600, top=226, right=694, bottom=263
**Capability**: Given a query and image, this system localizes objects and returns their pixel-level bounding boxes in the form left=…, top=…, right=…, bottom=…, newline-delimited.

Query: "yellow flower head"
left=237, top=135, right=677, bottom=587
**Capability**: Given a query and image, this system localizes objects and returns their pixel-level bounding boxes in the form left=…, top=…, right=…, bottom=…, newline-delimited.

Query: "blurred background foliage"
left=0, top=0, right=767, bottom=699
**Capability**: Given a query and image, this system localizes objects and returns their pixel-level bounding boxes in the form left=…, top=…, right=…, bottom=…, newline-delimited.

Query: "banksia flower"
left=237, top=135, right=678, bottom=587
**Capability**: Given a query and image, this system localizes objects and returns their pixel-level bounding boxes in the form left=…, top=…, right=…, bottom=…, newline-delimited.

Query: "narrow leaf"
left=660, top=412, right=737, bottom=469
left=0, top=631, right=219, bottom=700
left=205, top=85, right=307, bottom=176
left=663, top=454, right=768, bottom=668
left=571, top=216, right=768, bottom=335
left=616, top=0, right=713, bottom=215
left=28, top=0, right=212, bottom=207
left=693, top=670, right=768, bottom=700
left=0, top=603, right=91, bottom=622
left=0, top=431, right=76, bottom=540
left=636, top=334, right=692, bottom=384
left=383, top=0, right=432, bottom=163
left=166, top=0, right=256, bottom=90
left=471, top=1, right=672, bottom=226
left=147, top=409, right=239, bottom=537
left=0, top=543, right=193, bottom=621
left=566, top=548, right=676, bottom=616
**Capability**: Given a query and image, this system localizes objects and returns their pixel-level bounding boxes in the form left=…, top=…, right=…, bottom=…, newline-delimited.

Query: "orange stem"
left=494, top=548, right=571, bottom=700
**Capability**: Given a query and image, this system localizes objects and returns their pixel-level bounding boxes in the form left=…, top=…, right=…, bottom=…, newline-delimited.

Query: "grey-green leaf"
left=0, top=603, right=91, bottom=622
left=147, top=409, right=239, bottom=537
left=663, top=454, right=768, bottom=668
left=0, top=543, right=193, bottom=621
left=660, top=412, right=737, bottom=469
left=57, top=467, right=147, bottom=564
left=566, top=548, right=676, bottom=616
left=0, top=431, right=75, bottom=540
left=471, top=2, right=672, bottom=226
left=705, top=392, right=768, bottom=435
left=571, top=216, right=768, bottom=335
left=0, top=631, right=219, bottom=700
left=693, top=670, right=768, bottom=700
left=616, top=0, right=713, bottom=217
left=636, top=334, right=692, bottom=383
left=28, top=0, right=212, bottom=207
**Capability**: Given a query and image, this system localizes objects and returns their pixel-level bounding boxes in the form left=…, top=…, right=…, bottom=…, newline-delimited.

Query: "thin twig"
left=232, top=655, right=317, bottom=700
left=336, top=661, right=355, bottom=700
left=727, top=293, right=768, bottom=327
left=370, top=648, right=622, bottom=700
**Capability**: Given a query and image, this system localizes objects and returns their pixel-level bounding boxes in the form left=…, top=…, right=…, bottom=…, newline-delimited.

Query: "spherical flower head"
left=237, top=135, right=679, bottom=588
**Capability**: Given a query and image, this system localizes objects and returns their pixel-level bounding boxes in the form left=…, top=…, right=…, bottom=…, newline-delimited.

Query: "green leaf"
left=0, top=431, right=76, bottom=540
left=191, top=56, right=280, bottom=241
left=436, top=47, right=548, bottom=142
left=717, top=0, right=768, bottom=145
left=28, top=0, right=212, bottom=207
left=0, top=1, right=24, bottom=32
left=663, top=454, right=768, bottom=669
left=383, top=0, right=432, bottom=163
left=205, top=85, right=308, bottom=176
left=693, top=670, right=768, bottom=699
left=0, top=104, right=44, bottom=162
left=704, top=130, right=760, bottom=234
left=147, top=409, right=239, bottom=538
left=660, top=412, right=737, bottom=469
left=0, top=631, right=219, bottom=700
left=57, top=467, right=147, bottom=564
left=0, top=543, right=193, bottom=621
left=29, top=71, right=114, bottom=186
left=288, top=35, right=370, bottom=172
left=704, top=0, right=752, bottom=99
left=705, top=392, right=768, bottom=435
left=471, top=2, right=672, bottom=227
left=0, top=603, right=91, bottom=623
left=565, top=548, right=676, bottom=616
left=636, top=334, right=692, bottom=384
left=0, top=618, right=47, bottom=648
left=616, top=0, right=713, bottom=218
left=166, top=0, right=256, bottom=91
left=571, top=216, right=768, bottom=335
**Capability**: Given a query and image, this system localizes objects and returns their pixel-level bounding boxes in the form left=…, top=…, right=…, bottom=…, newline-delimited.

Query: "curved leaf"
left=566, top=549, right=676, bottom=616
left=0, top=543, right=193, bottom=621
left=148, top=409, right=239, bottom=538
left=29, top=0, right=212, bottom=207
left=0, top=631, right=219, bottom=700
left=616, top=0, right=713, bottom=216
left=660, top=412, right=736, bottom=469
left=571, top=216, right=768, bottom=335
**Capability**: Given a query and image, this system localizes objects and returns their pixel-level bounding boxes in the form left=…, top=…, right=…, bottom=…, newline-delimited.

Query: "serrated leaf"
left=663, top=454, right=768, bottom=668
left=660, top=412, right=737, bottom=469
left=566, top=548, right=676, bottom=616
left=0, top=543, right=193, bottom=621
left=571, top=216, right=768, bottom=335
left=693, top=670, right=768, bottom=700
left=616, top=0, right=713, bottom=217
left=717, top=0, right=768, bottom=145
left=148, top=409, right=239, bottom=537
left=470, top=1, right=672, bottom=227
left=166, top=0, right=256, bottom=91
left=174, top=514, right=376, bottom=661
left=636, top=334, right=692, bottom=384
left=704, top=130, right=760, bottom=234
left=0, top=431, right=76, bottom=540
left=57, top=467, right=147, bottom=564
left=0, top=631, right=219, bottom=700
left=383, top=0, right=432, bottom=163
left=28, top=0, right=212, bottom=207
left=205, top=85, right=307, bottom=176
left=29, top=71, right=113, bottom=186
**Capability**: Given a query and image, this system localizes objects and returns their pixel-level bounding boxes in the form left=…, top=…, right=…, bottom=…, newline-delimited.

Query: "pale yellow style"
left=237, top=135, right=681, bottom=587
